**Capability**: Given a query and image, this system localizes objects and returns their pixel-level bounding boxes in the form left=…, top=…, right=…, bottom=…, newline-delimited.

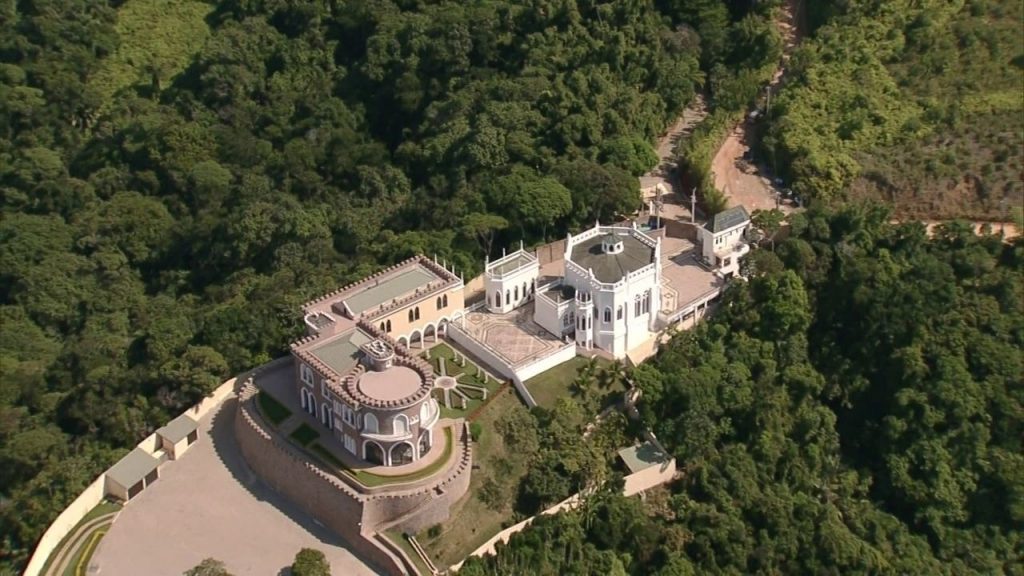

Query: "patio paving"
left=92, top=392, right=379, bottom=576
left=461, top=303, right=565, bottom=368
left=658, top=237, right=722, bottom=315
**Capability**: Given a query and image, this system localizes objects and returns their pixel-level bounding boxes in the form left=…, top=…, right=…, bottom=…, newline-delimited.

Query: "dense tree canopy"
left=764, top=0, right=1023, bottom=218
left=462, top=207, right=1023, bottom=574
left=0, top=0, right=708, bottom=570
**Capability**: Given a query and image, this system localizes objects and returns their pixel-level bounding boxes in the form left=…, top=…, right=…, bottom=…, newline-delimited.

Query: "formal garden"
left=421, top=342, right=505, bottom=419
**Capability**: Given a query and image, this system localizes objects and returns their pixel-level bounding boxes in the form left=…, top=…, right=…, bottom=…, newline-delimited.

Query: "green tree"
left=184, top=558, right=233, bottom=576
left=291, top=548, right=330, bottom=576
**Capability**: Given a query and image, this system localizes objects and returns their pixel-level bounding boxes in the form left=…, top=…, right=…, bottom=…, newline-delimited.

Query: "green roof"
left=343, top=266, right=436, bottom=315
left=570, top=232, right=655, bottom=283
left=157, top=413, right=198, bottom=444
left=310, top=329, right=372, bottom=375
left=617, top=442, right=668, bottom=473
left=107, top=448, right=160, bottom=489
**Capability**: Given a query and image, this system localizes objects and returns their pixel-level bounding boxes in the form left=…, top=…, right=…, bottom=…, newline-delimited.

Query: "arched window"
left=514, top=285, right=519, bottom=300
left=617, top=306, right=623, bottom=320
left=380, top=322, right=386, bottom=332
left=442, top=294, right=448, bottom=307
left=505, top=290, right=510, bottom=305
left=420, top=400, right=432, bottom=423
left=414, top=307, right=420, bottom=321
left=408, top=309, right=414, bottom=323
left=495, top=291, right=502, bottom=307
left=436, top=296, right=443, bottom=310
left=386, top=319, right=392, bottom=332
left=522, top=281, right=527, bottom=299
left=390, top=442, right=415, bottom=466
left=393, top=414, right=409, bottom=435
left=300, top=388, right=308, bottom=410
left=321, top=404, right=333, bottom=429
left=643, top=290, right=651, bottom=313
left=364, top=413, right=379, bottom=434
left=603, top=307, right=612, bottom=324
left=635, top=295, right=642, bottom=317
left=307, top=394, right=317, bottom=416
left=364, top=441, right=384, bottom=465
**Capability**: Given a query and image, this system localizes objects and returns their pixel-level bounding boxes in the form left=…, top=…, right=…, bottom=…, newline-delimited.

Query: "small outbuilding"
left=157, top=413, right=200, bottom=460
left=105, top=448, right=161, bottom=502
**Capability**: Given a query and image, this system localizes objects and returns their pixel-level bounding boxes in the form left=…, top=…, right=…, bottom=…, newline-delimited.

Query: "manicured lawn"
left=525, top=356, right=611, bottom=409
left=289, top=423, right=320, bottom=447
left=419, top=388, right=533, bottom=567
left=424, top=342, right=503, bottom=420
left=257, top=391, right=292, bottom=425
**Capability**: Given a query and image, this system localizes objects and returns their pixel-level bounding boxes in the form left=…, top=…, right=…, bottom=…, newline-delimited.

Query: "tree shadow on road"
left=208, top=395, right=384, bottom=575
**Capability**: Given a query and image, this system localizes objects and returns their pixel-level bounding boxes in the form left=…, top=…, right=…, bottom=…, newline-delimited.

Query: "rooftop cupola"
left=601, top=233, right=624, bottom=255
left=360, top=339, right=395, bottom=371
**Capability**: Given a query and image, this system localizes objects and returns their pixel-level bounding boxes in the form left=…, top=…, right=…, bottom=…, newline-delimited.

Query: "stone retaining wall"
left=235, top=379, right=473, bottom=575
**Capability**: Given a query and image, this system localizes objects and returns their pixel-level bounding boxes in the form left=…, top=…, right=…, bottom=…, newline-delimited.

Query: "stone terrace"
left=460, top=303, right=565, bottom=368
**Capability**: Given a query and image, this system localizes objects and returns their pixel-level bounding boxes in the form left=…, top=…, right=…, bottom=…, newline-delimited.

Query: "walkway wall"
left=24, top=376, right=242, bottom=576
left=515, top=342, right=576, bottom=382
left=234, top=381, right=410, bottom=576
left=451, top=458, right=676, bottom=572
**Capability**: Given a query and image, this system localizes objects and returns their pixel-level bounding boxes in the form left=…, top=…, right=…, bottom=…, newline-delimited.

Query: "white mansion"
left=483, top=208, right=751, bottom=360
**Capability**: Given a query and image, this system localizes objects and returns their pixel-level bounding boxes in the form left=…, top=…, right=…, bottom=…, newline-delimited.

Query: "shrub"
left=292, top=548, right=330, bottom=576
left=469, top=421, right=483, bottom=442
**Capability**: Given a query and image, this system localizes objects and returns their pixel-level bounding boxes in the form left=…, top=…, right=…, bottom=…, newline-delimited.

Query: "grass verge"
left=384, top=529, right=433, bottom=576
left=257, top=391, right=292, bottom=425
left=524, top=356, right=611, bottom=409
left=40, top=501, right=122, bottom=576
left=289, top=423, right=319, bottom=447
left=308, top=428, right=455, bottom=488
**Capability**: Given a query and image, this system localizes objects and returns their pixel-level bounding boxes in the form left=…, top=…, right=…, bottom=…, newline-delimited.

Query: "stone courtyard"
left=460, top=303, right=565, bottom=367
left=657, top=236, right=722, bottom=315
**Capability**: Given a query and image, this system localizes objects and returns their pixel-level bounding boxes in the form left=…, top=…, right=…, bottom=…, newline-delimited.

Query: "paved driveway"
left=92, top=397, right=379, bottom=576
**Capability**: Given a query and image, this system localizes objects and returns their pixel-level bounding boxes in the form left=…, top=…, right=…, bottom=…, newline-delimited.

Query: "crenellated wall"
left=235, top=379, right=472, bottom=575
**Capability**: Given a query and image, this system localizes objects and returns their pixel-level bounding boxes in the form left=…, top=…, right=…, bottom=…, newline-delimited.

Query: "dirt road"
left=640, top=95, right=708, bottom=223
left=711, top=0, right=804, bottom=214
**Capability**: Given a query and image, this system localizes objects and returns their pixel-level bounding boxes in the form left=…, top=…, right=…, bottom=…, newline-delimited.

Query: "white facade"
left=484, top=246, right=539, bottom=314
left=557, top=224, right=662, bottom=359
left=699, top=206, right=752, bottom=278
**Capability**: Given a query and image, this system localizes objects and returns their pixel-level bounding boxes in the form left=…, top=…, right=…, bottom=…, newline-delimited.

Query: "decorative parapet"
left=364, top=423, right=472, bottom=503
left=237, top=379, right=366, bottom=502
left=484, top=248, right=539, bottom=281
left=363, top=279, right=455, bottom=322
left=302, top=255, right=462, bottom=318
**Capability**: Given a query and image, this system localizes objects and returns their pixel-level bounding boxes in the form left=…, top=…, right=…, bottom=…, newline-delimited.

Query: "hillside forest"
left=460, top=208, right=1024, bottom=575
left=764, top=0, right=1023, bottom=219
left=0, top=0, right=782, bottom=570
left=0, top=0, right=1021, bottom=574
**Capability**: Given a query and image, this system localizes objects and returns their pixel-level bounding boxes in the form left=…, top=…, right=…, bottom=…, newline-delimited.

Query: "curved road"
left=45, top=511, right=118, bottom=576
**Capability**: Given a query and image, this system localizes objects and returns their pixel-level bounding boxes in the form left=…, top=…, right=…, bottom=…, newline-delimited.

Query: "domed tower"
left=345, top=339, right=440, bottom=466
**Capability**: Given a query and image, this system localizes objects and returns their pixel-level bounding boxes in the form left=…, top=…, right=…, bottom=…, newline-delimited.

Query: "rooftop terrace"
left=308, top=329, right=373, bottom=376
left=486, top=249, right=538, bottom=279
left=344, top=266, right=437, bottom=315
